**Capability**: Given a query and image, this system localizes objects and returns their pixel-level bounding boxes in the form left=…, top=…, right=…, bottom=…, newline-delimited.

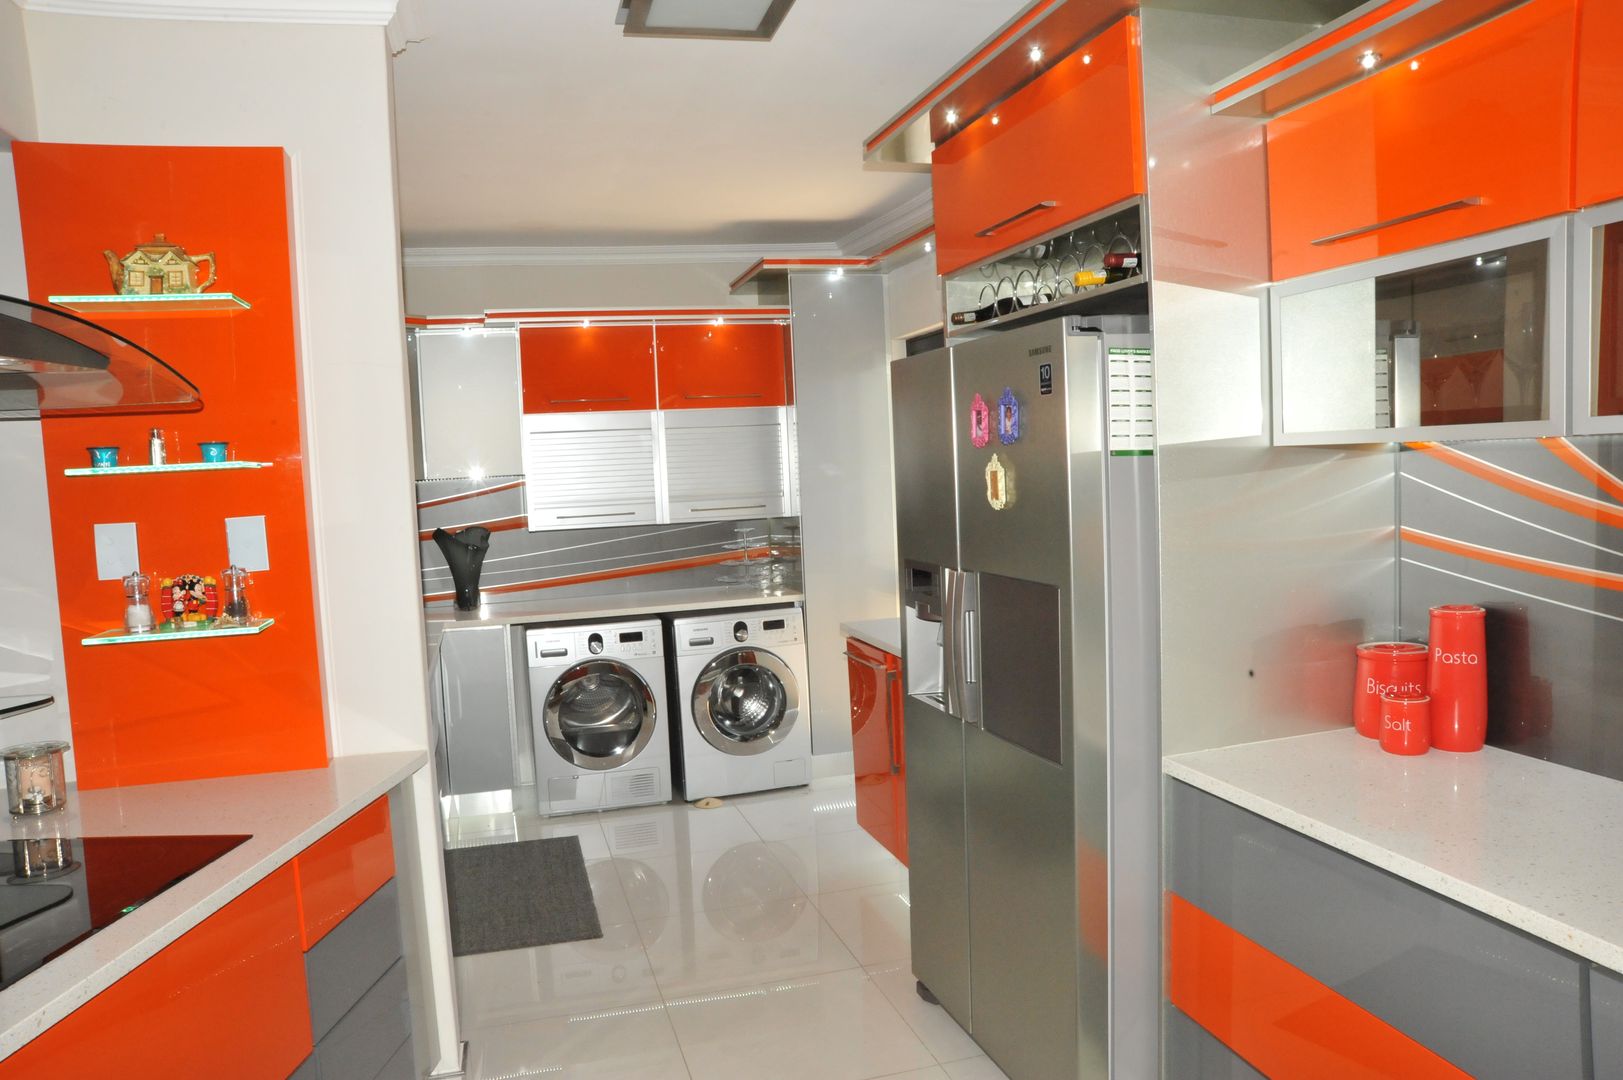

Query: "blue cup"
left=198, top=441, right=229, bottom=463
left=88, top=446, right=118, bottom=468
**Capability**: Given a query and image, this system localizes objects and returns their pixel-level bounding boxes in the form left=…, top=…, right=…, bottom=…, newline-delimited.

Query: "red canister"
left=1353, top=642, right=1428, bottom=738
left=1428, top=604, right=1487, bottom=752
left=1380, top=693, right=1431, bottom=756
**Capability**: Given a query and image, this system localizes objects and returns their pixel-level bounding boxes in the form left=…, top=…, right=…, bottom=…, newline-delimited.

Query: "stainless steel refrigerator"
left=892, top=314, right=1160, bottom=1079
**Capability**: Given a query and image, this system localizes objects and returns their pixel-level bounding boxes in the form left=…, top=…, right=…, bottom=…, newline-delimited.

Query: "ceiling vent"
left=617, top=0, right=794, bottom=41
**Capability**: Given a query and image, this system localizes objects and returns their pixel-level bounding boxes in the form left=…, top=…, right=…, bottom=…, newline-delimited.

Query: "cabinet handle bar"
left=1311, top=197, right=1484, bottom=246
left=976, top=201, right=1058, bottom=238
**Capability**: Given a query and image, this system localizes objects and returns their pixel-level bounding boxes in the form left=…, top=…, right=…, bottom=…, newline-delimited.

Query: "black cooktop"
left=0, top=833, right=248, bottom=991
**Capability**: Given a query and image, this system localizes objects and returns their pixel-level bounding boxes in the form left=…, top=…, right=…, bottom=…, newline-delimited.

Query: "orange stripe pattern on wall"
left=1168, top=893, right=1471, bottom=1079
left=13, top=143, right=328, bottom=788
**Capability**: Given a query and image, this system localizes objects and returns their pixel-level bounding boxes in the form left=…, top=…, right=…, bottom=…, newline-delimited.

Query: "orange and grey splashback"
left=415, top=476, right=800, bottom=606
left=1399, top=436, right=1623, bottom=779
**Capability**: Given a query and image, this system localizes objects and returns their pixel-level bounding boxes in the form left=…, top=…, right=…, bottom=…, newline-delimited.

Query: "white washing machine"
left=527, top=618, right=672, bottom=816
left=668, top=606, right=811, bottom=800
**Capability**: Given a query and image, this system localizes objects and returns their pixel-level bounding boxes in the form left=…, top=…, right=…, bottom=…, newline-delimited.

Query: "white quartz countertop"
left=425, top=585, right=803, bottom=631
left=0, top=750, right=426, bottom=1060
left=1165, top=729, right=1623, bottom=971
left=840, top=617, right=901, bottom=656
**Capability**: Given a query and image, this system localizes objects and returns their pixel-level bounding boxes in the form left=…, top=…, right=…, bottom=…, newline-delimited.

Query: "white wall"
left=19, top=13, right=458, bottom=1073
left=790, top=272, right=896, bottom=755
left=0, top=2, right=36, bottom=141
left=403, top=257, right=781, bottom=314
left=882, top=250, right=942, bottom=356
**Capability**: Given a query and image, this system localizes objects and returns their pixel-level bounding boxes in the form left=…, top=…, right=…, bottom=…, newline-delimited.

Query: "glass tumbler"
left=3, top=742, right=70, bottom=816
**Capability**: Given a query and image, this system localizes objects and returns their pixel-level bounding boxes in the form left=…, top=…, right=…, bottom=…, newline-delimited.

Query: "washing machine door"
left=691, top=648, right=800, bottom=756
left=543, top=660, right=657, bottom=771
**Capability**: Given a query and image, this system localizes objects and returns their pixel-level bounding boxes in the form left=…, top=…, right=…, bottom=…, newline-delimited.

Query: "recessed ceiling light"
left=945, top=108, right=959, bottom=126
left=582, top=318, right=591, bottom=327
left=924, top=241, right=933, bottom=253
left=1410, top=59, right=1421, bottom=70
left=990, top=114, right=1000, bottom=126
left=1359, top=50, right=1381, bottom=71
left=828, top=268, right=844, bottom=280
left=619, top=0, right=794, bottom=41
left=1028, top=44, right=1042, bottom=63
left=1081, top=53, right=1092, bottom=65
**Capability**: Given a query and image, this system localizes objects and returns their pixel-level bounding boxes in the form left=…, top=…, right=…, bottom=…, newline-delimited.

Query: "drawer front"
left=0, top=864, right=311, bottom=1079
left=311, top=957, right=410, bottom=1080
left=1169, top=781, right=1584, bottom=1079
left=1594, top=965, right=1623, bottom=1078
left=520, top=324, right=657, bottom=413
left=848, top=636, right=900, bottom=861
left=1266, top=0, right=1577, bottom=280
left=931, top=15, right=1146, bottom=277
left=655, top=321, right=789, bottom=409
left=306, top=878, right=404, bottom=1042
left=1575, top=0, right=1623, bottom=208
left=295, top=797, right=395, bottom=950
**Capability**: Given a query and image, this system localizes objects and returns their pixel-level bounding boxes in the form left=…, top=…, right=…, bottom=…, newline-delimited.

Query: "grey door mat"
left=443, top=835, right=603, bottom=956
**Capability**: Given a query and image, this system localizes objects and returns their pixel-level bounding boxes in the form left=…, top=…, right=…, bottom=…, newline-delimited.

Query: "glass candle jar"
left=10, top=836, right=75, bottom=879
left=3, top=742, right=70, bottom=816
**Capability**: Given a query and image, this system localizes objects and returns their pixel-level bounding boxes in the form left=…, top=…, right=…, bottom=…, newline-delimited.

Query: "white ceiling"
left=390, top=0, right=1027, bottom=250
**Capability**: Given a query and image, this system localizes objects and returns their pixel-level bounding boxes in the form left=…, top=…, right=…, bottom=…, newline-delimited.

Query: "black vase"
left=432, top=526, right=492, bottom=611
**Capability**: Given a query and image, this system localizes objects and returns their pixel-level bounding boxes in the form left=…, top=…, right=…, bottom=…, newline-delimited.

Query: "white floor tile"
left=768, top=829, right=908, bottom=896
left=872, top=1069, right=950, bottom=1079
left=638, top=896, right=861, bottom=997
left=463, top=1001, right=691, bottom=1079
left=614, top=841, right=804, bottom=923
left=864, top=961, right=983, bottom=1066
left=454, top=922, right=659, bottom=1026
left=941, top=1056, right=1011, bottom=1080
left=662, top=968, right=934, bottom=1080
left=732, top=783, right=864, bottom=841
left=812, top=882, right=912, bottom=966
left=585, top=856, right=637, bottom=927
left=599, top=801, right=761, bottom=859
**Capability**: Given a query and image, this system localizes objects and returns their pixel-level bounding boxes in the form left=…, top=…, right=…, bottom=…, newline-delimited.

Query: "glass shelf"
left=47, top=293, right=251, bottom=315
left=64, top=461, right=271, bottom=476
left=82, top=617, right=274, bottom=647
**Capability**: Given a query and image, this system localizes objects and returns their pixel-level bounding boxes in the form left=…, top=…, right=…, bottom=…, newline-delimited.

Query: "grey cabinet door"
left=1594, top=965, right=1623, bottom=1079
left=439, top=625, right=519, bottom=796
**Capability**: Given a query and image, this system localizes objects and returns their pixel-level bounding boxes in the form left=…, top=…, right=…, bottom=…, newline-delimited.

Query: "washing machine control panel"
left=527, top=622, right=662, bottom=664
left=677, top=608, right=803, bottom=653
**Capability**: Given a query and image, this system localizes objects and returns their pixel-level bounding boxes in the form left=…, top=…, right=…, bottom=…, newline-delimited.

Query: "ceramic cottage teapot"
left=104, top=233, right=217, bottom=296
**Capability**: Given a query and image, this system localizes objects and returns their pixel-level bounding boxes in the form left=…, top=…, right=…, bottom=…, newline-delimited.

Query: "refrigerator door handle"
left=958, top=571, right=981, bottom=728
left=942, top=567, right=962, bottom=721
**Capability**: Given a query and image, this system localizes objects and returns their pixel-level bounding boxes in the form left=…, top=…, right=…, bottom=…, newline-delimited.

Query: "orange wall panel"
left=12, top=143, right=327, bottom=789
left=293, top=796, right=395, bottom=949
left=0, top=864, right=311, bottom=1079
left=1576, top=0, right=1623, bottom=208
left=520, top=323, right=658, bottom=413
left=1267, top=0, right=1577, bottom=278
left=1167, top=893, right=1471, bottom=1079
left=931, top=16, right=1146, bottom=277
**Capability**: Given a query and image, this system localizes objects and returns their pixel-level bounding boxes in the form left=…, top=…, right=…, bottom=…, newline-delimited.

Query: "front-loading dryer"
left=668, top=605, right=811, bottom=800
left=527, top=618, right=672, bottom=816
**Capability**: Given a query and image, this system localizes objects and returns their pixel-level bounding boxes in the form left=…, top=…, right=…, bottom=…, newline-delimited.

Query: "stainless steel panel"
left=374, top=1037, right=416, bottom=1080
left=314, top=957, right=411, bottom=1080
left=439, top=625, right=519, bottom=796
left=901, top=693, right=972, bottom=1028
left=289, top=1055, right=317, bottom=1080
left=521, top=411, right=660, bottom=531
left=306, top=879, right=404, bottom=1042
left=977, top=572, right=1063, bottom=764
left=1170, top=781, right=1585, bottom=1079
left=890, top=349, right=959, bottom=572
left=1164, top=1005, right=1267, bottom=1080
left=660, top=406, right=791, bottom=521
left=1593, top=964, right=1623, bottom=1078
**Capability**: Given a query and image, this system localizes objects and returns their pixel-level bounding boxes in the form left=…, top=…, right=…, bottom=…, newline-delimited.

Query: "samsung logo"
left=1028, top=345, right=1053, bottom=358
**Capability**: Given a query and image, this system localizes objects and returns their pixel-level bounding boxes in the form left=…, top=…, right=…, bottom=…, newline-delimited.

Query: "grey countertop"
left=1166, top=729, right=1623, bottom=971
left=839, top=617, right=901, bottom=656
left=425, top=585, right=804, bottom=638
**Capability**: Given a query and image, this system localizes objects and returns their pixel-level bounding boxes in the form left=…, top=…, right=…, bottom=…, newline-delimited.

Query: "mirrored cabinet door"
left=1272, top=219, right=1567, bottom=446
left=1574, top=202, right=1623, bottom=435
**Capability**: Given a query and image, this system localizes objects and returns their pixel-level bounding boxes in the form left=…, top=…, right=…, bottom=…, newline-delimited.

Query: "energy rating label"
left=1107, top=347, right=1154, bottom=456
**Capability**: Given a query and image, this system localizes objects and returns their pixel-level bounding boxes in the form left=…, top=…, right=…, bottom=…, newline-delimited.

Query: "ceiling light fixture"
left=582, top=318, right=591, bottom=327
left=619, top=0, right=795, bottom=41
left=945, top=108, right=959, bottom=126
left=1028, top=44, right=1042, bottom=63
left=1410, top=59, right=1421, bottom=70
left=990, top=114, right=1001, bottom=126
left=924, top=241, right=933, bottom=253
left=1359, top=50, right=1381, bottom=71
left=1082, top=53, right=1092, bottom=65
left=827, top=268, right=845, bottom=280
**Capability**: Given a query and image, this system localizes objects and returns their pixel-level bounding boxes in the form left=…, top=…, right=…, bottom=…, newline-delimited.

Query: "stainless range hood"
left=0, top=294, right=201, bottom=419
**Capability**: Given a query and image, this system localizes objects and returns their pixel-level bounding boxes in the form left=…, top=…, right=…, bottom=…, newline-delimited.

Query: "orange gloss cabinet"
left=293, top=796, right=395, bottom=949
left=655, top=321, right=790, bottom=409
left=1266, top=0, right=1578, bottom=280
left=1575, top=0, right=1623, bottom=208
left=0, top=865, right=311, bottom=1080
left=847, top=637, right=907, bottom=865
left=930, top=15, right=1146, bottom=278
left=520, top=324, right=657, bottom=413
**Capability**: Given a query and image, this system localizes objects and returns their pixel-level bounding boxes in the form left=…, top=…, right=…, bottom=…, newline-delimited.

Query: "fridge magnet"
left=969, top=393, right=991, bottom=449
left=997, top=387, right=1021, bottom=445
left=985, top=453, right=1011, bottom=510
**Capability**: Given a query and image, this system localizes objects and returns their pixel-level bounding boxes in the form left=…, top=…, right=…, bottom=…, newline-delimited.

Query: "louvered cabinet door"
left=522, top=411, right=660, bottom=530
left=660, top=407, right=790, bottom=522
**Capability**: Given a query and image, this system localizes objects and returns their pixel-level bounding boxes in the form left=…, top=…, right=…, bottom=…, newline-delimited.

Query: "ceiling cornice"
left=837, top=188, right=933, bottom=258
left=15, top=0, right=399, bottom=24
left=401, top=242, right=844, bottom=269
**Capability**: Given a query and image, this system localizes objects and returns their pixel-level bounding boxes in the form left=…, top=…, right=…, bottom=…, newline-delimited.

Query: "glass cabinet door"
left=1272, top=218, right=1566, bottom=445
left=1574, top=203, right=1623, bottom=434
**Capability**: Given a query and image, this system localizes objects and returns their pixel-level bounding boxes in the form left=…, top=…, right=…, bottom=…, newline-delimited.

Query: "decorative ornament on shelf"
left=162, top=573, right=220, bottom=626
left=103, top=233, right=217, bottom=296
